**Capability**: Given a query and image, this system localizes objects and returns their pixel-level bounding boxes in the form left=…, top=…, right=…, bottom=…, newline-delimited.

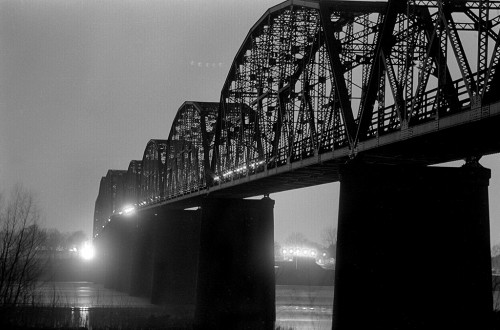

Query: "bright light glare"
left=122, top=205, right=135, bottom=215
left=80, top=242, right=95, bottom=260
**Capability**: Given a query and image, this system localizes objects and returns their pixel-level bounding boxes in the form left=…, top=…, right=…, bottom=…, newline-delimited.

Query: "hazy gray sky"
left=0, top=0, right=499, bottom=247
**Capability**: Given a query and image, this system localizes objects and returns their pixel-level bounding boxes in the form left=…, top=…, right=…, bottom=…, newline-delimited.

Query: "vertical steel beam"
left=382, top=52, right=405, bottom=124
left=478, top=0, right=489, bottom=97
left=271, top=82, right=287, bottom=163
left=410, top=7, right=461, bottom=123
left=483, top=32, right=500, bottom=101
left=195, top=104, right=213, bottom=185
left=355, top=0, right=400, bottom=144
left=319, top=2, right=356, bottom=149
left=441, top=4, right=477, bottom=100
left=254, top=89, right=265, bottom=160
left=211, top=95, right=225, bottom=175
left=303, top=78, right=318, bottom=152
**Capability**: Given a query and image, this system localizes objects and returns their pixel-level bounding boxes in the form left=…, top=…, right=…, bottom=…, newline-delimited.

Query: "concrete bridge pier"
left=194, top=197, right=276, bottom=330
left=150, top=208, right=201, bottom=317
left=129, top=214, right=155, bottom=297
left=100, top=215, right=136, bottom=292
left=333, top=164, right=493, bottom=330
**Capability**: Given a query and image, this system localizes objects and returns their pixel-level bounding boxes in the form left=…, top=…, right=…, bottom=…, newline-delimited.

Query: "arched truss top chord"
left=216, top=0, right=388, bottom=179
left=216, top=0, right=500, bottom=181
left=127, top=160, right=142, bottom=176
left=165, top=102, right=219, bottom=198
left=105, top=169, right=127, bottom=212
left=124, top=160, right=142, bottom=206
left=93, top=169, right=126, bottom=237
left=104, top=169, right=127, bottom=203
left=138, top=139, right=168, bottom=205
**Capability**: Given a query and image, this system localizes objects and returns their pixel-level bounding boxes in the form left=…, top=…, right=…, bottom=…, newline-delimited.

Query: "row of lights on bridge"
left=96, top=159, right=265, bottom=239
left=95, top=204, right=137, bottom=239
left=214, top=160, right=266, bottom=181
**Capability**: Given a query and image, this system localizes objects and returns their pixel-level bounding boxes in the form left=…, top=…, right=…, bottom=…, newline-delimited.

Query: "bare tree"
left=321, top=225, right=337, bottom=259
left=492, top=243, right=500, bottom=258
left=0, top=185, right=45, bottom=306
left=321, top=225, right=337, bottom=247
left=66, top=230, right=87, bottom=250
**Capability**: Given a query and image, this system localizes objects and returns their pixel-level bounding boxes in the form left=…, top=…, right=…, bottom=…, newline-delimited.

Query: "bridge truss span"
left=214, top=0, right=500, bottom=183
left=93, top=3, right=500, bottom=327
left=94, top=0, right=500, bottom=236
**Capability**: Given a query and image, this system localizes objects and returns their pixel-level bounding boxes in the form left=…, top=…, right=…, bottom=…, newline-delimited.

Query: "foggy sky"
left=1, top=0, right=499, bottom=247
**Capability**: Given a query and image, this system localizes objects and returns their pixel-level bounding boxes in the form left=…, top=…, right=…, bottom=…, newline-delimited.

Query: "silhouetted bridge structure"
left=94, top=1, right=500, bottom=329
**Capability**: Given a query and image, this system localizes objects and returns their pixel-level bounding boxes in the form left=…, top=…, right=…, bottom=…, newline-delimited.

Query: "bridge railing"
left=366, top=72, right=473, bottom=139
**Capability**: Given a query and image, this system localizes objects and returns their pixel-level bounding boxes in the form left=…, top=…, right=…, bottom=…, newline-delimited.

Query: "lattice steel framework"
left=165, top=102, right=219, bottom=197
left=93, top=170, right=126, bottom=237
left=139, top=140, right=168, bottom=205
left=96, top=0, right=500, bottom=214
left=124, top=160, right=142, bottom=205
left=212, top=0, right=500, bottom=182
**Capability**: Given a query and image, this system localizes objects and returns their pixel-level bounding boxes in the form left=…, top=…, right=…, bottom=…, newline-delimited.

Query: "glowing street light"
left=80, top=242, right=95, bottom=261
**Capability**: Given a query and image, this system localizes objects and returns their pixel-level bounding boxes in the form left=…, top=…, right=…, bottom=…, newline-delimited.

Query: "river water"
left=31, top=281, right=334, bottom=329
left=27, top=281, right=500, bottom=329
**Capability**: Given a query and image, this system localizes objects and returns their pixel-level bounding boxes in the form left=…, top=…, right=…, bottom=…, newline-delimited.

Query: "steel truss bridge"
left=95, top=0, right=500, bottom=237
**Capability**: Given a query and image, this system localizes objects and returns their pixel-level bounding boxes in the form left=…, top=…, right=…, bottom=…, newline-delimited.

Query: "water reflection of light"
left=77, top=287, right=92, bottom=293
left=71, top=307, right=90, bottom=328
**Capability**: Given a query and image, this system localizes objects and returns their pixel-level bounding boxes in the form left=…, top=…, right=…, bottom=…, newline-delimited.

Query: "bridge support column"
left=150, top=209, right=201, bottom=317
left=194, top=197, right=275, bottom=330
left=100, top=215, right=135, bottom=292
left=333, top=164, right=493, bottom=330
left=129, top=214, right=155, bottom=297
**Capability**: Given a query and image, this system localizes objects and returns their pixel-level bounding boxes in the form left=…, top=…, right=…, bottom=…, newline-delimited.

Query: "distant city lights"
left=282, top=246, right=317, bottom=259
